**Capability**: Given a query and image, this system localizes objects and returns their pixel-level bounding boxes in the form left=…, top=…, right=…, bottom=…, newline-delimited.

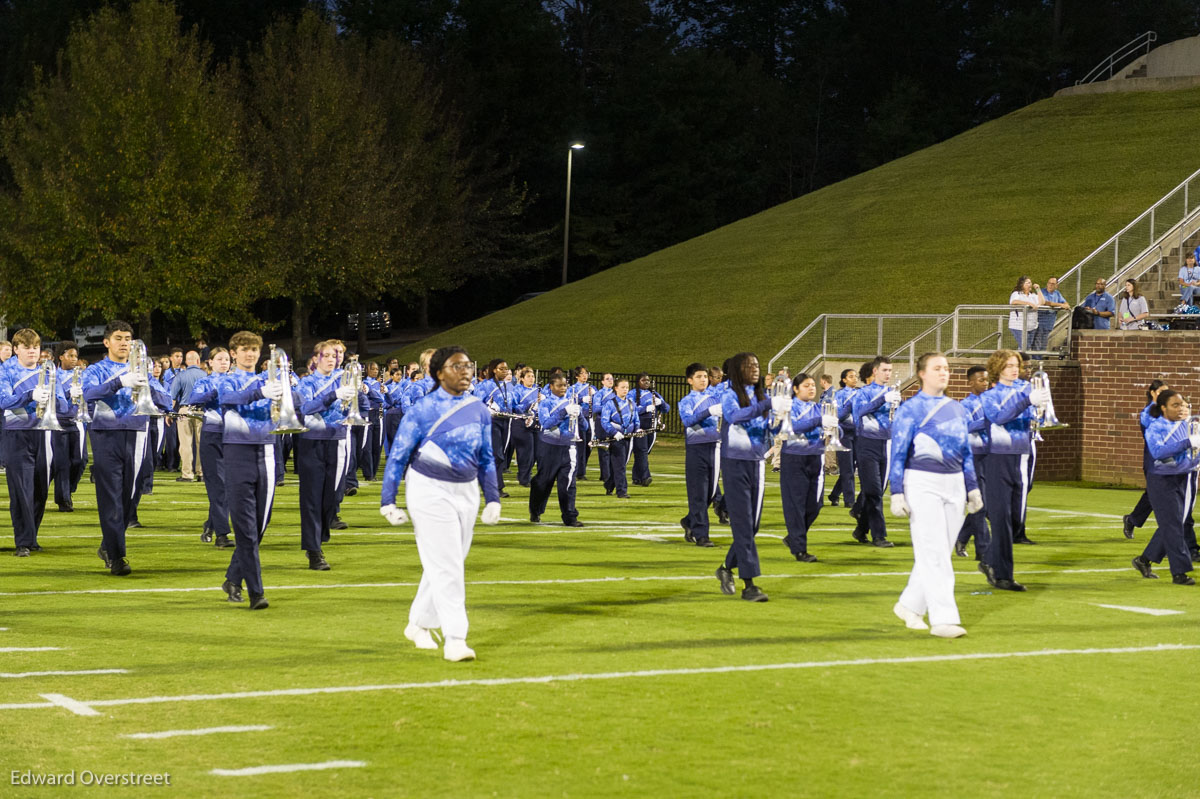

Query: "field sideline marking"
left=211, top=760, right=366, bottom=777
left=4, top=644, right=1194, bottom=715
left=1093, top=604, right=1185, bottom=616
left=0, top=669, right=126, bottom=679
left=0, top=647, right=62, bottom=653
left=124, top=724, right=272, bottom=740
left=1027, top=505, right=1123, bottom=519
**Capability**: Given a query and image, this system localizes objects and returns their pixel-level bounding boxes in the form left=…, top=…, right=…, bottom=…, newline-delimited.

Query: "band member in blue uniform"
left=529, top=374, right=583, bottom=527
left=678, top=363, right=722, bottom=547
left=475, top=359, right=515, bottom=498
left=850, top=357, right=901, bottom=547
left=706, top=365, right=730, bottom=524
left=382, top=368, right=408, bottom=455
left=714, top=352, right=783, bottom=602
left=827, top=368, right=859, bottom=508
left=1, top=329, right=69, bottom=556
left=569, top=366, right=595, bottom=480
left=600, top=378, right=639, bottom=499
left=379, top=346, right=501, bottom=662
left=979, top=349, right=1049, bottom=592
left=185, top=346, right=233, bottom=549
left=780, top=373, right=837, bottom=562
left=52, top=342, right=87, bottom=512
left=83, top=322, right=170, bottom=575
left=1124, top=380, right=1168, bottom=541
left=510, top=367, right=540, bottom=487
left=159, top=347, right=183, bottom=472
left=1132, top=389, right=1200, bottom=584
left=361, top=361, right=385, bottom=482
left=593, top=373, right=615, bottom=485
left=218, top=331, right=287, bottom=609
left=888, top=352, right=982, bottom=638
left=955, top=365, right=991, bottom=559
left=630, top=373, right=669, bottom=486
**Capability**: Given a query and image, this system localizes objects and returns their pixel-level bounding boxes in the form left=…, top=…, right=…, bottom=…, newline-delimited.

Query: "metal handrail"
left=1076, top=31, right=1157, bottom=85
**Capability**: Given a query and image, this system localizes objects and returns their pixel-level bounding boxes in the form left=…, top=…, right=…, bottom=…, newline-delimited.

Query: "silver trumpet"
left=822, top=399, right=849, bottom=452
left=71, top=366, right=91, bottom=425
left=1030, top=369, right=1068, bottom=441
left=1188, top=414, right=1200, bottom=465
left=770, top=379, right=793, bottom=441
left=339, top=354, right=367, bottom=427
left=887, top=380, right=901, bottom=421
left=130, top=340, right=162, bottom=417
left=268, top=345, right=307, bottom=434
left=33, top=362, right=63, bottom=431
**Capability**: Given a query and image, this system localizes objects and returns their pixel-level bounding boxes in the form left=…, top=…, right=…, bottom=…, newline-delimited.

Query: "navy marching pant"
left=604, top=439, right=631, bottom=497
left=224, top=442, right=276, bottom=596
left=273, top=437, right=285, bottom=483
left=1186, top=471, right=1198, bottom=552
left=631, top=412, right=656, bottom=484
left=160, top=420, right=179, bottom=471
left=383, top=411, right=402, bottom=458
left=362, top=412, right=383, bottom=481
left=491, top=417, right=511, bottom=492
left=1142, top=471, right=1194, bottom=576
left=297, top=437, right=344, bottom=552
left=957, top=453, right=990, bottom=557
left=510, top=423, right=536, bottom=486
left=683, top=442, right=720, bottom=542
left=853, top=436, right=889, bottom=542
left=92, top=428, right=148, bottom=561
left=345, top=425, right=362, bottom=491
left=574, top=420, right=592, bottom=479
left=529, top=442, right=578, bottom=523
left=5, top=429, right=51, bottom=548
left=138, top=418, right=162, bottom=496
left=198, top=433, right=230, bottom=537
left=1013, top=444, right=1036, bottom=541
left=983, top=453, right=1024, bottom=582
left=722, top=457, right=765, bottom=580
left=780, top=451, right=823, bottom=555
left=52, top=422, right=87, bottom=506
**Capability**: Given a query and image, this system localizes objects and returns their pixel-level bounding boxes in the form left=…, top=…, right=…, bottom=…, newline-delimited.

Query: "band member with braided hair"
left=630, top=373, right=669, bottom=486
left=1132, top=389, right=1200, bottom=584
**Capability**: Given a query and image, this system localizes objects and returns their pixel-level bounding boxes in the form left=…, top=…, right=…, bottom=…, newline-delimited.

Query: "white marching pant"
left=405, top=469, right=479, bottom=640
left=898, top=469, right=966, bottom=626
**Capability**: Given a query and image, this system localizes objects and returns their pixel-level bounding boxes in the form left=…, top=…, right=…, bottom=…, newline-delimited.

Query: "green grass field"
left=389, top=88, right=1200, bottom=373
left=1, top=442, right=1198, bottom=796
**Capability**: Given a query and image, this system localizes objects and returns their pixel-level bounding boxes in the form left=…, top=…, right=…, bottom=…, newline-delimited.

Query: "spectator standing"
left=1080, top=278, right=1115, bottom=329
left=1032, top=276, right=1070, bottom=354
left=1008, top=276, right=1042, bottom=351
left=1118, top=279, right=1150, bottom=330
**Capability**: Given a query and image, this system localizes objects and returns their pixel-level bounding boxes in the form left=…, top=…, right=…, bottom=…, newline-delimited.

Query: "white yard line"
left=124, top=724, right=272, bottom=740
left=5, top=644, right=1192, bottom=715
left=0, top=647, right=63, bottom=653
left=0, top=669, right=126, bottom=679
left=1027, top=506, right=1124, bottom=520
left=1093, top=604, right=1185, bottom=616
left=211, top=760, right=366, bottom=777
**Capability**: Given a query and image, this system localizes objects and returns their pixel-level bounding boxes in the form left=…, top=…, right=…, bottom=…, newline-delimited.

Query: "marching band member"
left=714, top=352, right=783, bottom=602
left=159, top=347, right=183, bottom=472
left=706, top=364, right=730, bottom=524
left=296, top=340, right=367, bottom=570
left=1, top=329, right=68, bottom=557
left=888, top=352, right=981, bottom=638
left=170, top=350, right=207, bottom=483
left=509, top=367, right=540, bottom=487
left=83, top=321, right=169, bottom=575
left=476, top=359, right=515, bottom=498
left=529, top=373, right=584, bottom=527
left=137, top=358, right=168, bottom=500
left=53, top=342, right=87, bottom=512
left=569, top=366, right=595, bottom=480
left=955, top=365, right=990, bottom=559
left=1132, top=389, right=1200, bottom=584
left=979, top=349, right=1049, bottom=592
left=382, top=367, right=408, bottom=455
left=593, top=372, right=615, bottom=486
left=827, top=368, right=858, bottom=508
left=850, top=357, right=901, bottom=547
left=600, top=378, right=638, bottom=499
left=1123, top=380, right=1168, bottom=541
left=185, top=346, right=233, bottom=549
left=218, top=331, right=287, bottom=609
left=678, top=363, right=722, bottom=547
left=360, top=361, right=385, bottom=482
left=780, top=373, right=836, bottom=562
left=379, top=346, right=501, bottom=662
left=630, top=373, right=669, bottom=486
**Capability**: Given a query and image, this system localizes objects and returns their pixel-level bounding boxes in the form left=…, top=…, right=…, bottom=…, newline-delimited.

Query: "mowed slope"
left=393, top=88, right=1200, bottom=373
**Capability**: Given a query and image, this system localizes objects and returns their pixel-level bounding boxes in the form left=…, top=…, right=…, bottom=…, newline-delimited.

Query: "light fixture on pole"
left=562, top=142, right=585, bottom=286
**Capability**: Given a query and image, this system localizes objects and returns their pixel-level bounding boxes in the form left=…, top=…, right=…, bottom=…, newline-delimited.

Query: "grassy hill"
left=387, top=88, right=1200, bottom=374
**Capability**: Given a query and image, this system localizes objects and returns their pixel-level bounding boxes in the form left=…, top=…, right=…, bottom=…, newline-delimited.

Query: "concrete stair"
left=1124, top=230, right=1200, bottom=315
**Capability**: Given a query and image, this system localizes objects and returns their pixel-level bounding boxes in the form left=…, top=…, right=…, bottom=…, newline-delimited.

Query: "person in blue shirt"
left=818, top=374, right=834, bottom=405
left=170, top=350, right=207, bottom=483
left=980, top=349, right=1049, bottom=592
left=1079, top=278, right=1116, bottom=330
left=630, top=373, right=670, bottom=486
left=529, top=374, right=584, bottom=526
left=185, top=347, right=233, bottom=549
left=888, top=352, right=982, bottom=638
left=510, top=367, right=541, bottom=487
left=955, top=365, right=991, bottom=560
left=158, top=347, right=184, bottom=472
left=1131, top=389, right=1200, bottom=584
left=379, top=346, right=501, bottom=662
left=827, top=368, right=859, bottom=509
left=218, top=330, right=289, bottom=609
left=0, top=329, right=70, bottom=557
left=1032, top=276, right=1070, bottom=355
left=1182, top=253, right=1200, bottom=305
left=780, top=373, right=837, bottom=562
left=851, top=357, right=902, bottom=547
left=599, top=378, right=639, bottom=499
left=83, top=322, right=171, bottom=575
left=382, top=368, right=408, bottom=455
left=51, top=342, right=87, bottom=513
left=677, top=363, right=723, bottom=547
left=592, top=372, right=615, bottom=486
left=714, top=352, right=783, bottom=602
left=475, top=358, right=516, bottom=498
left=360, top=361, right=386, bottom=482
left=568, top=366, right=595, bottom=481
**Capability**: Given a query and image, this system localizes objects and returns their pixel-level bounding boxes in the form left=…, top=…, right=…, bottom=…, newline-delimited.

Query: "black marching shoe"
left=564, top=520, right=584, bottom=528
left=954, top=542, right=968, bottom=558
left=530, top=514, right=541, bottom=523
left=616, top=492, right=630, bottom=499
left=643, top=477, right=653, bottom=486
left=498, top=491, right=510, bottom=499
left=1123, top=515, right=1136, bottom=539
left=307, top=550, right=331, bottom=571
left=128, top=520, right=143, bottom=528
left=848, top=505, right=861, bottom=521
left=214, top=535, right=234, bottom=549
left=795, top=551, right=818, bottom=563
left=680, top=518, right=694, bottom=543
left=695, top=539, right=715, bottom=548
left=1013, top=536, right=1036, bottom=545
left=715, top=566, right=736, bottom=595
left=994, top=578, right=1026, bottom=592
left=58, top=502, right=74, bottom=512
left=248, top=592, right=270, bottom=609
left=716, top=507, right=730, bottom=525
left=871, top=539, right=895, bottom=548
left=222, top=580, right=244, bottom=603
left=605, top=489, right=614, bottom=496
left=29, top=543, right=42, bottom=552
left=13, top=546, right=30, bottom=558
left=110, top=557, right=132, bottom=576
left=1132, top=556, right=1158, bottom=579
left=329, top=518, right=348, bottom=530
left=978, top=560, right=996, bottom=587
left=97, top=547, right=113, bottom=569
left=851, top=529, right=868, bottom=544
left=344, top=487, right=358, bottom=497
left=741, top=585, right=769, bottom=602
left=200, top=522, right=214, bottom=543
left=1191, top=549, right=1200, bottom=563
left=1173, top=573, right=1196, bottom=586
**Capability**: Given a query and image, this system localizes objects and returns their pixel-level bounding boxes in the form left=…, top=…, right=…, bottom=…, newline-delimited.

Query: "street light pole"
left=562, top=142, right=585, bottom=286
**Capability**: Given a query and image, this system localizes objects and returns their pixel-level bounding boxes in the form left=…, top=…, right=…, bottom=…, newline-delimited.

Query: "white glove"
left=770, top=395, right=791, bottom=414
left=821, top=413, right=838, bottom=429
left=380, top=504, right=408, bottom=526
left=966, top=489, right=984, bottom=514
left=118, top=372, right=144, bottom=389
left=565, top=403, right=581, bottom=418
left=480, top=502, right=501, bottom=525
left=708, top=404, right=723, bottom=420
left=335, top=385, right=357, bottom=402
left=1190, top=433, right=1200, bottom=451
left=32, top=386, right=50, bottom=405
left=489, top=401, right=501, bottom=412
left=890, top=494, right=911, bottom=518
left=261, top=380, right=285, bottom=401
left=654, top=396, right=664, bottom=407
left=885, top=389, right=902, bottom=406
left=69, top=384, right=83, bottom=400
left=1029, top=386, right=1050, bottom=408
left=613, top=432, right=625, bottom=441
left=581, top=394, right=591, bottom=405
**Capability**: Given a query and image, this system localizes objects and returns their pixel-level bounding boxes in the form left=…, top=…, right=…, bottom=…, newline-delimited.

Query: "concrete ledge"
left=1055, top=75, right=1200, bottom=98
